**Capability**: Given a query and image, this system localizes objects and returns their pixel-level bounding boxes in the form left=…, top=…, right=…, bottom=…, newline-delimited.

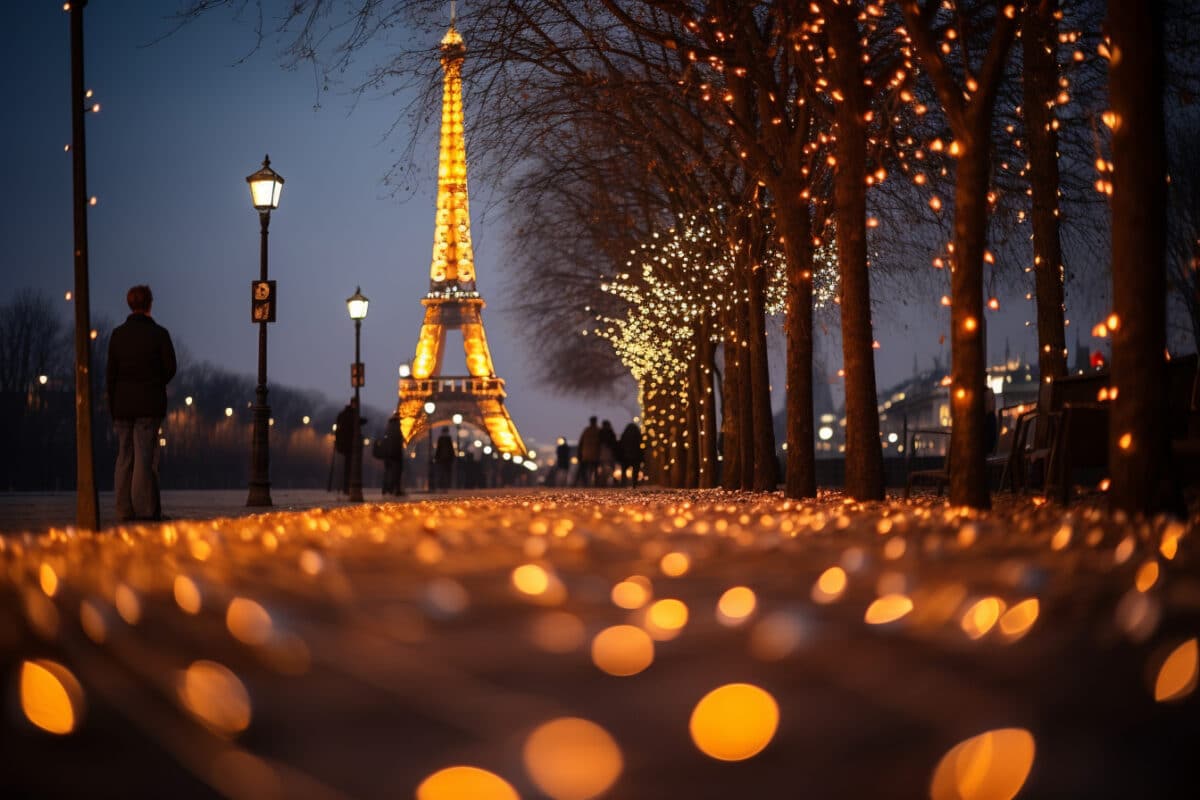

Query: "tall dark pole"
left=246, top=210, right=273, bottom=506
left=69, top=1, right=99, bottom=530
left=349, top=318, right=364, bottom=502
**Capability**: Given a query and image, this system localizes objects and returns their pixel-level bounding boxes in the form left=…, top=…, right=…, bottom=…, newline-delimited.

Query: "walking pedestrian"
left=335, top=399, right=365, bottom=494
left=434, top=426, right=456, bottom=490
left=598, top=420, right=619, bottom=487
left=554, top=436, right=572, bottom=486
left=106, top=285, right=176, bottom=522
left=374, top=414, right=406, bottom=495
left=575, top=416, right=600, bottom=486
left=619, top=421, right=643, bottom=487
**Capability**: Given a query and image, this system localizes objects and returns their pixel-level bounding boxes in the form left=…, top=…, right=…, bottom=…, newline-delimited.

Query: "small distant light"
left=398, top=364, right=411, bottom=378
left=63, top=144, right=70, bottom=152
left=483, top=446, right=493, bottom=454
left=331, top=423, right=337, bottom=432
left=473, top=439, right=482, bottom=448
left=88, top=196, right=97, bottom=206
left=184, top=396, right=193, bottom=406
left=302, top=415, right=311, bottom=425
left=363, top=438, right=370, bottom=446
left=63, top=2, right=70, bottom=10
left=90, top=103, right=101, bottom=113
left=268, top=418, right=275, bottom=427
left=85, top=89, right=93, bottom=99
left=158, top=438, right=167, bottom=447
left=89, top=329, right=97, bottom=340
left=64, top=291, right=72, bottom=300
left=887, top=432, right=898, bottom=444
left=224, top=407, right=233, bottom=417
left=38, top=375, right=48, bottom=385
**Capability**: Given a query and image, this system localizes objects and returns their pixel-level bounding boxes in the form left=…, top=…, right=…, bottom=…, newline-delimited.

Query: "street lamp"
left=346, top=286, right=369, bottom=502
left=452, top=412, right=464, bottom=488
left=245, top=155, right=284, bottom=507
left=424, top=400, right=436, bottom=492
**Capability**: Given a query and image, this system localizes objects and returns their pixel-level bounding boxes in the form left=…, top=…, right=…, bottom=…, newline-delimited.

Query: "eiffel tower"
left=396, top=11, right=528, bottom=457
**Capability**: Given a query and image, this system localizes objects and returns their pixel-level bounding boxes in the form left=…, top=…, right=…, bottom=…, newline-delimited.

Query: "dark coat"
left=619, top=423, right=643, bottom=465
left=435, top=433, right=456, bottom=464
left=106, top=313, right=177, bottom=420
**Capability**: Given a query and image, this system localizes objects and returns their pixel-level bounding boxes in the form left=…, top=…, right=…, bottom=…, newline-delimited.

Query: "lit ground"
left=1, top=489, right=1198, bottom=799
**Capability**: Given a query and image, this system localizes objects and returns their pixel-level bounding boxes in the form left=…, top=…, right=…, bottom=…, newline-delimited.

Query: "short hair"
left=126, top=285, right=153, bottom=312
left=589, top=416, right=598, bottom=424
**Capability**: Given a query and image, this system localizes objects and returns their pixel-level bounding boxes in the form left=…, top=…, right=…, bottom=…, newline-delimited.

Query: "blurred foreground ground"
left=1, top=489, right=1198, bottom=799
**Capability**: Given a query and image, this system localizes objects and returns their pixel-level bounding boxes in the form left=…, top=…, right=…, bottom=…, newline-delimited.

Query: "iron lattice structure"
left=396, top=22, right=528, bottom=457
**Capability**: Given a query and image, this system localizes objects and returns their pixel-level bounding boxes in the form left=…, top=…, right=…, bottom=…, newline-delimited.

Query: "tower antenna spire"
left=450, top=0, right=456, bottom=25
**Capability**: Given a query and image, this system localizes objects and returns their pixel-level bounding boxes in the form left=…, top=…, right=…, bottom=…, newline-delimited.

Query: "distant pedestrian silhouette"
left=575, top=416, right=600, bottom=486
left=434, top=427, right=455, bottom=490
left=335, top=398, right=365, bottom=494
left=598, top=420, right=619, bottom=487
left=619, top=422, right=643, bottom=487
left=374, top=413, right=406, bottom=495
left=554, top=436, right=572, bottom=486
left=107, top=285, right=176, bottom=522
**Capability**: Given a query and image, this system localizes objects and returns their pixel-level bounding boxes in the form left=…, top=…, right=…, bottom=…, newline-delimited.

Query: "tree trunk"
left=735, top=264, right=756, bottom=490
left=948, top=117, right=995, bottom=510
left=1024, top=0, right=1068, bottom=387
left=779, top=187, right=817, bottom=498
left=698, top=335, right=718, bottom=488
left=685, top=367, right=700, bottom=488
left=828, top=3, right=884, bottom=501
left=747, top=251, right=779, bottom=491
left=1108, top=0, right=1171, bottom=514
left=721, top=319, right=743, bottom=490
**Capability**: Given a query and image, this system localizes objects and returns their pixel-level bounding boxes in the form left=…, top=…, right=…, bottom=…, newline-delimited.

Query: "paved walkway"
left=0, top=489, right=358, bottom=534
left=2, top=489, right=1197, bottom=798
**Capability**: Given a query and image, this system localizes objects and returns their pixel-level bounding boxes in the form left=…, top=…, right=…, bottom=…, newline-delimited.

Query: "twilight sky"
left=1, top=2, right=1105, bottom=448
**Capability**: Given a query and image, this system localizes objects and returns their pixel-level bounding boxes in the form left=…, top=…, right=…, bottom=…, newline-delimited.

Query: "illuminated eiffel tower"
left=396, top=10, right=528, bottom=457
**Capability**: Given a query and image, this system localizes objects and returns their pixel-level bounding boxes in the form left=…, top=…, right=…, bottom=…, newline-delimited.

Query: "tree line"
left=175, top=0, right=1199, bottom=513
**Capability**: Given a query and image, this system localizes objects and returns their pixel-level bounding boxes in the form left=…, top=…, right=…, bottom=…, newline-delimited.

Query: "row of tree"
left=182, top=0, right=1199, bottom=513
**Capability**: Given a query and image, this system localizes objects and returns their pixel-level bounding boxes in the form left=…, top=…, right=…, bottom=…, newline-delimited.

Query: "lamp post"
left=452, top=412, right=463, bottom=488
left=424, top=401, right=436, bottom=492
left=245, top=155, right=284, bottom=507
left=346, top=287, right=369, bottom=502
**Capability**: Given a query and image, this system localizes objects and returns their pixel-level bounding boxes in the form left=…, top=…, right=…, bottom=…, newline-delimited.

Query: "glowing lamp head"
left=346, top=286, right=369, bottom=320
left=245, top=155, right=284, bottom=211
left=398, top=363, right=412, bottom=378
left=424, top=401, right=436, bottom=415
left=452, top=413, right=463, bottom=425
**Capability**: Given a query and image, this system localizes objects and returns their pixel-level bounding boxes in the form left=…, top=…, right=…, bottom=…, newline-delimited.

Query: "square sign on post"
left=251, top=280, right=277, bottom=323
left=351, top=362, right=365, bottom=388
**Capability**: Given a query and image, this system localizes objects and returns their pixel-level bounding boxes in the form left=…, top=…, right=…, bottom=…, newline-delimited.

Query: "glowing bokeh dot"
left=177, top=660, right=252, bottom=735
left=591, top=624, right=655, bottom=676
left=865, top=593, right=913, bottom=625
left=644, top=598, right=689, bottom=640
left=512, top=564, right=550, bottom=596
left=716, top=586, right=757, bottom=625
left=416, top=766, right=519, bottom=800
left=523, top=717, right=623, bottom=800
left=1154, top=638, right=1199, bottom=702
left=20, top=659, right=84, bottom=735
left=930, top=728, right=1036, bottom=800
left=689, top=683, right=780, bottom=762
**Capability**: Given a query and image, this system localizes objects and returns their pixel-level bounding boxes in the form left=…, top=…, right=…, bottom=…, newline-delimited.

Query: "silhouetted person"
left=575, top=416, right=600, bottom=486
left=554, top=436, right=572, bottom=486
left=107, top=285, right=176, bottom=522
left=335, top=398, right=365, bottom=494
left=374, top=414, right=406, bottom=495
left=435, top=426, right=455, bottom=490
left=598, top=420, right=619, bottom=487
left=619, top=422, right=643, bottom=487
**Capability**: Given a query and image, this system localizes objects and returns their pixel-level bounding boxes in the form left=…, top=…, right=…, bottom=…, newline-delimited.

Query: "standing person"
left=434, top=426, right=456, bottom=490
left=374, top=413, right=406, bottom=496
left=106, top=285, right=176, bottom=522
left=575, top=416, right=601, bottom=486
left=598, top=420, right=619, bottom=487
left=554, top=436, right=572, bottom=486
left=619, top=421, right=643, bottom=488
left=334, top=399, right=362, bottom=494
